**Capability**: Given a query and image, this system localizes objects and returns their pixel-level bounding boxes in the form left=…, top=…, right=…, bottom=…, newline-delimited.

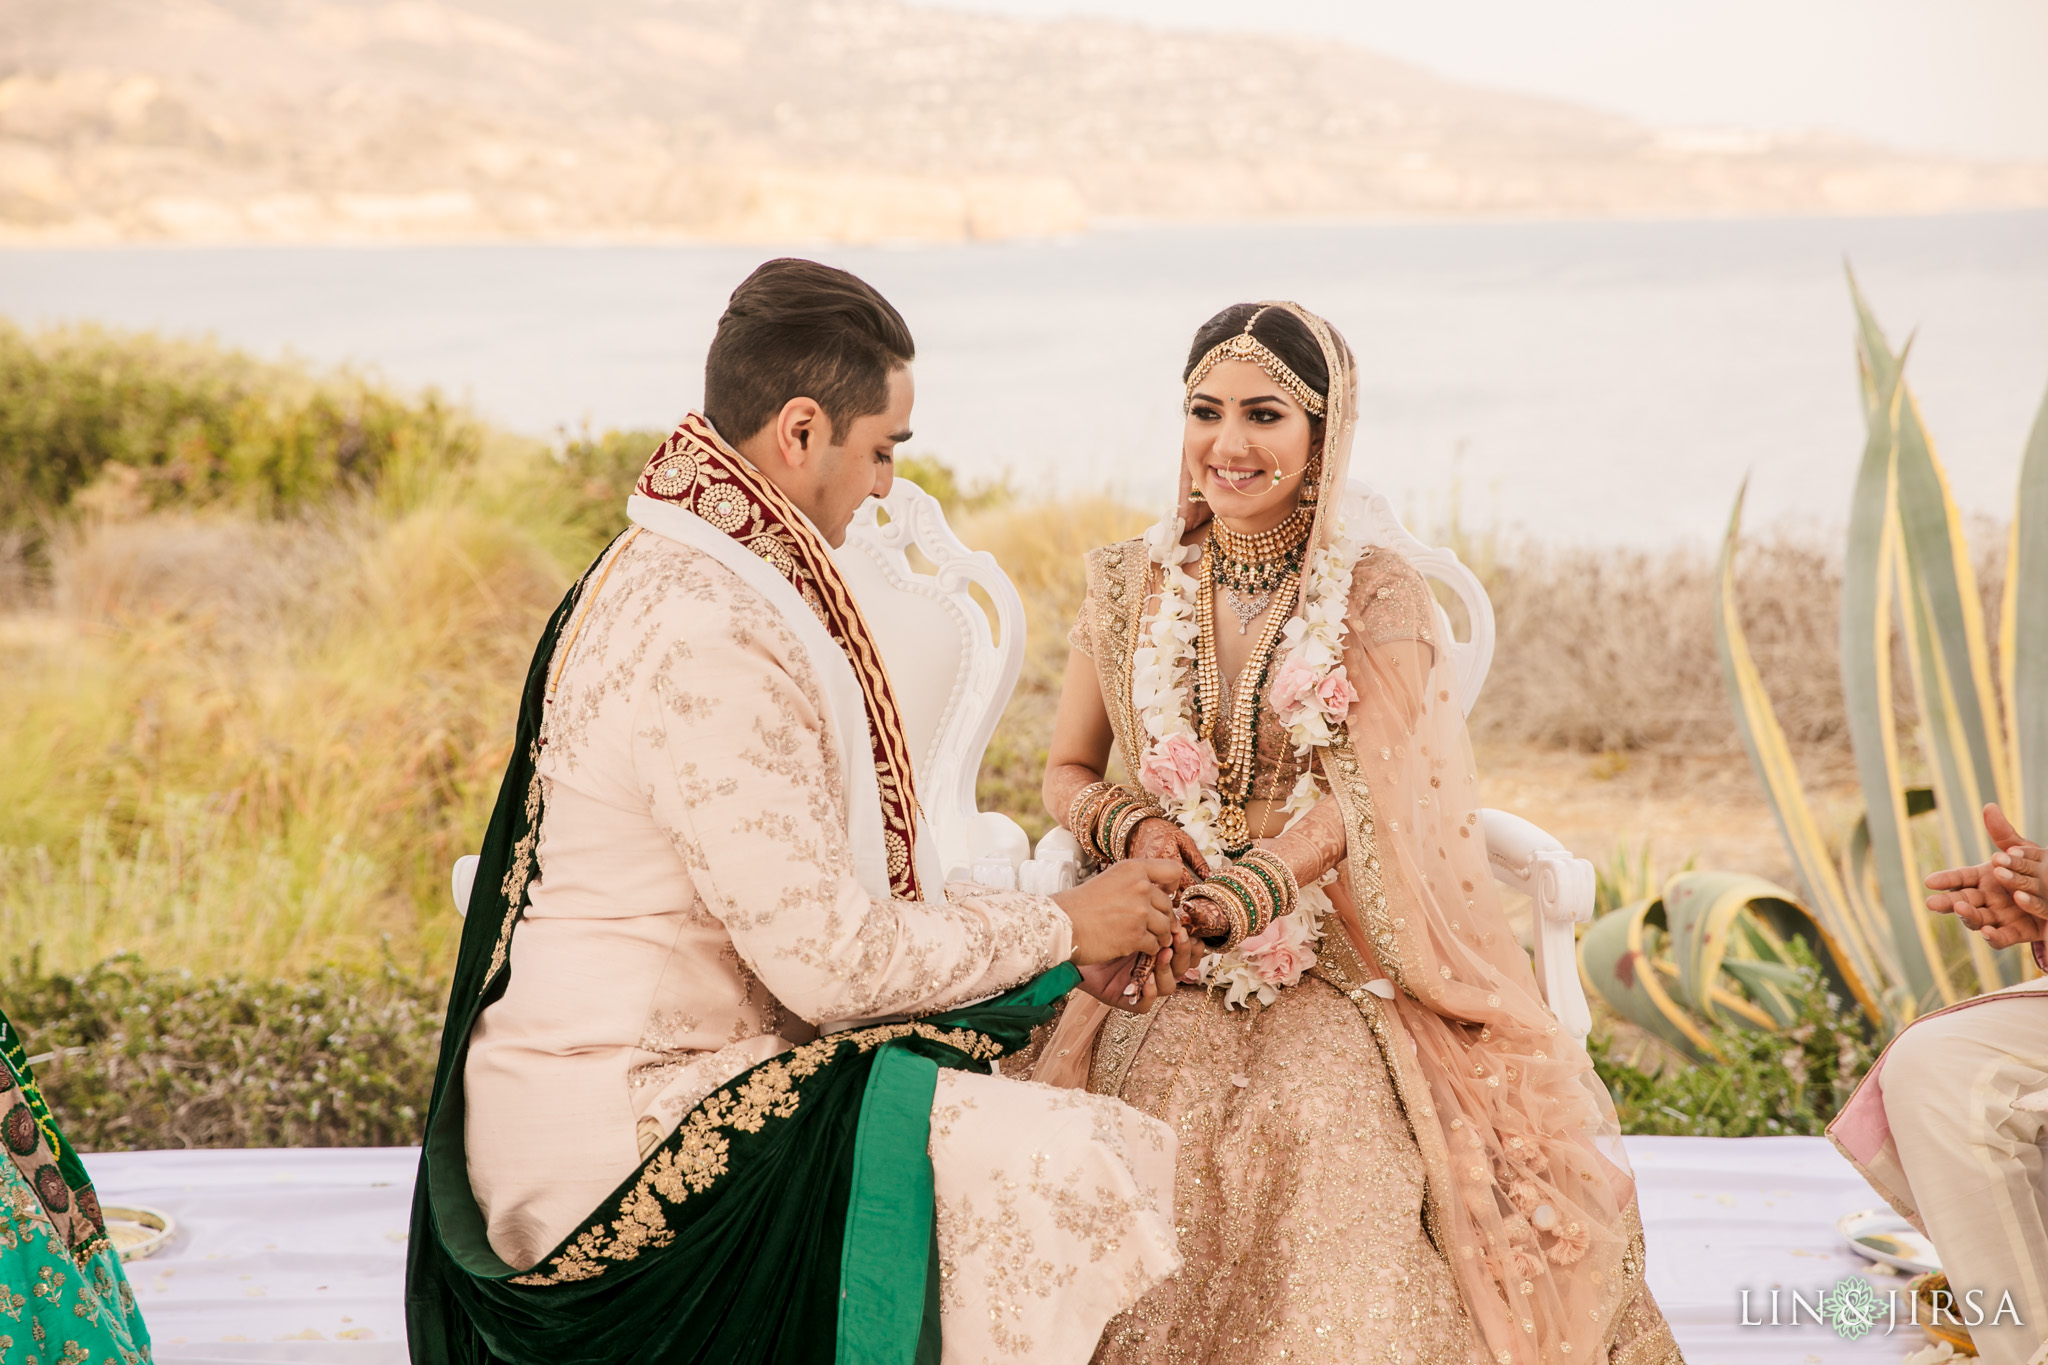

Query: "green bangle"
left=1238, top=862, right=1284, bottom=931
left=1237, top=849, right=1299, bottom=924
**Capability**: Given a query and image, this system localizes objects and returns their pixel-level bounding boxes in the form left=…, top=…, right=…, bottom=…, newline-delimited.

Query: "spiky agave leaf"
left=1715, top=479, right=1891, bottom=1013
left=1659, top=871, right=1876, bottom=1031
left=1579, top=898, right=1719, bottom=1062
left=1851, top=277, right=2024, bottom=992
left=2009, top=380, right=2048, bottom=838
left=1579, top=873, right=1874, bottom=1060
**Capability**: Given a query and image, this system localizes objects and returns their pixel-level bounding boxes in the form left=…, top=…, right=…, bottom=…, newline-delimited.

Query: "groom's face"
left=810, top=364, right=914, bottom=545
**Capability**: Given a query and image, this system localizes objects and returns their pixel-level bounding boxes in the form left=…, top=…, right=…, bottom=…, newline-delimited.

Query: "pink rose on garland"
left=1312, top=667, right=1359, bottom=721
left=1269, top=655, right=1322, bottom=725
left=1238, top=913, right=1316, bottom=987
left=1138, top=733, right=1219, bottom=804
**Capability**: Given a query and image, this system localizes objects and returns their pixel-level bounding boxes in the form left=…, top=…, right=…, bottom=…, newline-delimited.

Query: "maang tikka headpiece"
left=1183, top=307, right=1328, bottom=418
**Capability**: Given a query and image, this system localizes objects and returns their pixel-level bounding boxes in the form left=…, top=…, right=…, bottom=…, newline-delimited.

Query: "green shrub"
left=1588, top=941, right=1877, bottom=1136
left=895, top=454, right=1011, bottom=515
left=0, top=321, right=484, bottom=550
left=528, top=425, right=667, bottom=562
left=4, top=954, right=441, bottom=1150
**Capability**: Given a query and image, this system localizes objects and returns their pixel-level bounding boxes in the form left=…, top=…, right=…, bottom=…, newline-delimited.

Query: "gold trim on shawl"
left=1087, top=1001, right=1162, bottom=1098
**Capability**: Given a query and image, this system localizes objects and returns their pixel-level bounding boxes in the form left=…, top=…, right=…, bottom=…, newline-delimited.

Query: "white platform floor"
left=87, top=1136, right=1934, bottom=1365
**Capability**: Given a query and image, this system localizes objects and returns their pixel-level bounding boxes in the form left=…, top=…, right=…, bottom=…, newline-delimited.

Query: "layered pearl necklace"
left=1193, top=543, right=1299, bottom=852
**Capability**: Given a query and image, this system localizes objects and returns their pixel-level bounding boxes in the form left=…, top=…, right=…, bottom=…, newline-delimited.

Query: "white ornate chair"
left=453, top=478, right=1595, bottom=1041
left=832, top=480, right=1038, bottom=884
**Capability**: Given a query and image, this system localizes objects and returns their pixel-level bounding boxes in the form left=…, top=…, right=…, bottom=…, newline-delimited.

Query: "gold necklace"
left=1207, top=507, right=1310, bottom=633
left=1209, top=504, right=1311, bottom=560
left=1194, top=551, right=1298, bottom=854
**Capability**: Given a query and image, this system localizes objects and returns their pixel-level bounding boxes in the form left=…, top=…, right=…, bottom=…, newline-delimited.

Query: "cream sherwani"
left=462, top=505, right=1179, bottom=1363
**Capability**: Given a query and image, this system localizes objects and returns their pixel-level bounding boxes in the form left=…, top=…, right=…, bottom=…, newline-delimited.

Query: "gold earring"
left=1188, top=484, right=1206, bottom=502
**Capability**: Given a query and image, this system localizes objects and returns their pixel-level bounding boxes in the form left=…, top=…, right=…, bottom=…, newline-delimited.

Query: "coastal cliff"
left=5, top=0, right=2047, bottom=243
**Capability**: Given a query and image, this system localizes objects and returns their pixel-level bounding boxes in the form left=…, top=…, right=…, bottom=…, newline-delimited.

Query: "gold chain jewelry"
left=1207, top=508, right=1309, bottom=633
left=1193, top=553, right=1297, bottom=854
left=1208, top=505, right=1310, bottom=562
left=1183, top=309, right=1327, bottom=417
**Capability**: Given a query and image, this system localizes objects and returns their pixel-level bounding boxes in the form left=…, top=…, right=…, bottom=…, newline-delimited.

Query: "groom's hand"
left=1924, top=803, right=2047, bottom=948
left=1055, top=860, right=1181, bottom=965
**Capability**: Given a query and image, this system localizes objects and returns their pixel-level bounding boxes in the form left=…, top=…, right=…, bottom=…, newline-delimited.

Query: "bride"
left=1036, top=301, right=1682, bottom=1365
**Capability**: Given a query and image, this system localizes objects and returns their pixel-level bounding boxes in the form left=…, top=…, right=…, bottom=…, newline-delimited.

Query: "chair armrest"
left=959, top=812, right=1033, bottom=890
left=1479, top=809, right=1594, bottom=1043
left=451, top=854, right=480, bottom=919
left=1019, top=827, right=1081, bottom=895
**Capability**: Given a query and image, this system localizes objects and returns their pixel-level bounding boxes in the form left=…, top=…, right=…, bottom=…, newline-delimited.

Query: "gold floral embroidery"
left=510, top=1020, right=1002, bottom=1286
left=484, top=733, right=543, bottom=992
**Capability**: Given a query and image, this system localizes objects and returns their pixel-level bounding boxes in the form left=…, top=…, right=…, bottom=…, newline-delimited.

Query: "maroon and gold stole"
left=635, top=413, right=924, bottom=900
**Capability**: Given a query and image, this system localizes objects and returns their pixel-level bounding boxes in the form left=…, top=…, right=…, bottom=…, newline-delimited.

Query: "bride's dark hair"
left=1182, top=303, right=1331, bottom=409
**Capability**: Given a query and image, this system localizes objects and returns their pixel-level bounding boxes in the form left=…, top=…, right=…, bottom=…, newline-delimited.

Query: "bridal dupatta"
left=1054, top=303, right=1676, bottom=1365
left=405, top=417, right=1077, bottom=1365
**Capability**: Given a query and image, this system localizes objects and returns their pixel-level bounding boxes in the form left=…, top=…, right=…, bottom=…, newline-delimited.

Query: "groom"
left=407, top=258, right=1189, bottom=1364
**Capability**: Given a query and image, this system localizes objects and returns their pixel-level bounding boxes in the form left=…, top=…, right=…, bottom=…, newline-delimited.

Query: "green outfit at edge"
left=0, top=1006, right=152, bottom=1365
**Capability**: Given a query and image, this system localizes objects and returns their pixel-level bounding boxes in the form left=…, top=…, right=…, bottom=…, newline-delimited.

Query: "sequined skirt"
left=1091, top=976, right=1489, bottom=1365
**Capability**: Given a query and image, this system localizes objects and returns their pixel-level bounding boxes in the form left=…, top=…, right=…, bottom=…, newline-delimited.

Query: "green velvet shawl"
left=404, top=544, right=1076, bottom=1365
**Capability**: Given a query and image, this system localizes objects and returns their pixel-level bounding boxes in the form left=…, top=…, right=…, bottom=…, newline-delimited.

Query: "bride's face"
left=1183, top=358, right=1318, bottom=527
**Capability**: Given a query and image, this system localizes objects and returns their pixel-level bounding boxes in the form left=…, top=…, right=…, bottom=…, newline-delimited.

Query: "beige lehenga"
left=1039, top=303, right=1683, bottom=1365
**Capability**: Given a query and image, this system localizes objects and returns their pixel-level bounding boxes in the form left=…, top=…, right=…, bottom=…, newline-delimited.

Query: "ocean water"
left=4, top=211, right=2045, bottom=547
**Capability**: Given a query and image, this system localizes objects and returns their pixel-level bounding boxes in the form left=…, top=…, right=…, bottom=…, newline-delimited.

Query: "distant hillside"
left=5, top=0, right=2046, bottom=243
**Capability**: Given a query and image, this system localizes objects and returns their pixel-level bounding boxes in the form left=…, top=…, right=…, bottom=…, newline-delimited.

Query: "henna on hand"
left=1254, top=796, right=1346, bottom=888
left=1127, top=816, right=1207, bottom=888
left=1179, top=891, right=1232, bottom=942
left=1044, top=763, right=1106, bottom=831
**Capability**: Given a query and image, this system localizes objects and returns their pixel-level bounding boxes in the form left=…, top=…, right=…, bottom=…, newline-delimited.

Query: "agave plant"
left=1581, top=275, right=2048, bottom=1058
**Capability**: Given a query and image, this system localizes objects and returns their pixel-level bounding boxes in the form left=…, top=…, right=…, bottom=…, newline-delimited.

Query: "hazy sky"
left=923, top=0, right=2048, bottom=162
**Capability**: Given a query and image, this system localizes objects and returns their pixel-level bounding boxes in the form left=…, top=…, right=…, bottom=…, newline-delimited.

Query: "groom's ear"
left=770, top=397, right=829, bottom=471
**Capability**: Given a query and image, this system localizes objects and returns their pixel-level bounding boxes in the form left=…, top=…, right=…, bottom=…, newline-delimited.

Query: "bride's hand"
left=1179, top=894, right=1232, bottom=942
left=1126, top=817, right=1208, bottom=889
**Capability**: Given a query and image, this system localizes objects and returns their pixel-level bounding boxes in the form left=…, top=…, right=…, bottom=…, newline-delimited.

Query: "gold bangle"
left=1188, top=882, right=1252, bottom=952
left=1236, top=847, right=1299, bottom=925
left=1067, top=781, right=1117, bottom=864
left=1066, top=780, right=1113, bottom=841
left=1208, top=867, right=1268, bottom=940
left=1108, top=802, right=1163, bottom=862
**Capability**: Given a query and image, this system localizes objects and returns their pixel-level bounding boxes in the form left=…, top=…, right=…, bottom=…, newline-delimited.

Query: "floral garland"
left=1132, top=503, right=1367, bottom=1007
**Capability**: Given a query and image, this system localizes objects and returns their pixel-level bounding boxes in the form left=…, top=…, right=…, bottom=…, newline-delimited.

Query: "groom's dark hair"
left=704, top=259, right=915, bottom=445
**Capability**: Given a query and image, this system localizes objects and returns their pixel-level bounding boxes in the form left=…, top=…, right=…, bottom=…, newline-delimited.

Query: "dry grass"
left=0, top=493, right=568, bottom=976
left=1469, top=534, right=1849, bottom=754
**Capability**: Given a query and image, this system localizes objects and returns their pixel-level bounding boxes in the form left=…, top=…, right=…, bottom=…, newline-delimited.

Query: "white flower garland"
left=1133, top=501, right=1368, bottom=1007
